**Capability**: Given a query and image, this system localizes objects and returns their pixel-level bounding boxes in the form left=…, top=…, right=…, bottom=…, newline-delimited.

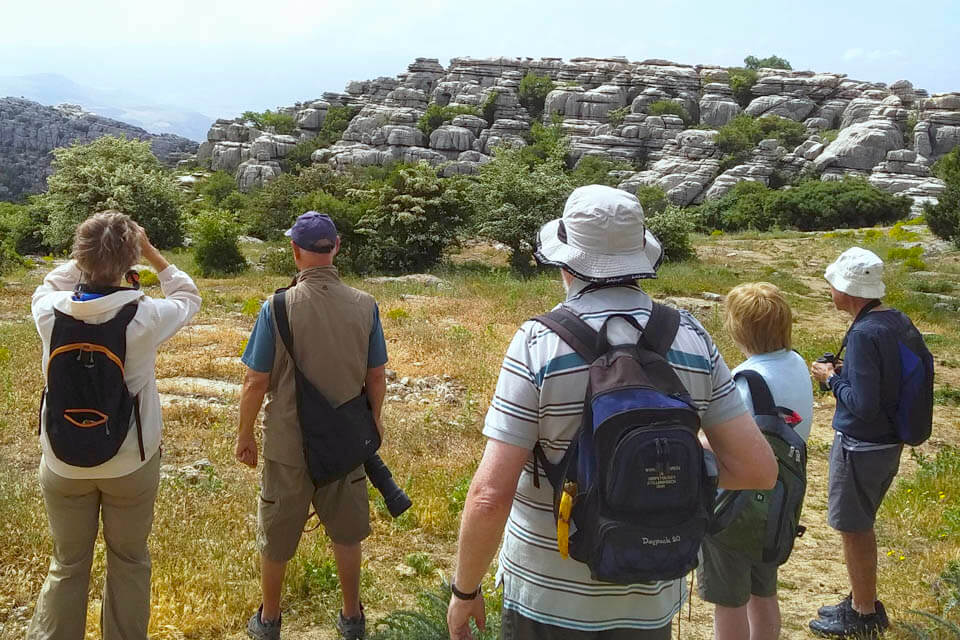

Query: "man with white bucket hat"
left=809, top=247, right=934, bottom=638
left=446, top=185, right=776, bottom=639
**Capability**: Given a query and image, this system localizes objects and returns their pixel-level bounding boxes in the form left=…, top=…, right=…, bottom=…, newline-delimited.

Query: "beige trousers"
left=26, top=451, right=161, bottom=640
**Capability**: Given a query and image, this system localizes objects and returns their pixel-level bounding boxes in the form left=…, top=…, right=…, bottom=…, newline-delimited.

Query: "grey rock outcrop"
left=815, top=118, right=904, bottom=173
left=704, top=139, right=783, bottom=199
left=618, top=129, right=722, bottom=205
left=0, top=97, right=197, bottom=201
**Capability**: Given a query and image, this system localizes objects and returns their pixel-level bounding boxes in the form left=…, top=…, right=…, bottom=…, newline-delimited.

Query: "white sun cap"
left=824, top=247, right=886, bottom=299
left=535, top=184, right=664, bottom=282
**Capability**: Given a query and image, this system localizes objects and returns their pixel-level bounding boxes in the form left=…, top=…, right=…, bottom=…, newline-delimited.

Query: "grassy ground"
left=0, top=225, right=959, bottom=639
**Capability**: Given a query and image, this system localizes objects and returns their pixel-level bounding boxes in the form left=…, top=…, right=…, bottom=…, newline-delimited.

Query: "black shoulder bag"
left=272, top=289, right=381, bottom=487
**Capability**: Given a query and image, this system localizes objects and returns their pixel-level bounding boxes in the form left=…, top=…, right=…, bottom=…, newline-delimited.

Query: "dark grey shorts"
left=500, top=608, right=671, bottom=640
left=827, top=435, right=902, bottom=532
left=696, top=535, right=778, bottom=608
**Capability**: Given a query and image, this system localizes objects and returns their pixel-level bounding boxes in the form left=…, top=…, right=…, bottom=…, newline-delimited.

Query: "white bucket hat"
left=535, top=185, right=664, bottom=282
left=824, top=247, right=886, bottom=299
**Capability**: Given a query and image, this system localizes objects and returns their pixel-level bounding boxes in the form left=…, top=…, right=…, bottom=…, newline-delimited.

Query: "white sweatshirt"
left=32, top=260, right=201, bottom=479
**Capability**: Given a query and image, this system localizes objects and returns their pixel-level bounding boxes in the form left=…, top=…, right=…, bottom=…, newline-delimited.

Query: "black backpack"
left=532, top=303, right=718, bottom=584
left=710, top=370, right=807, bottom=566
left=272, top=289, right=381, bottom=487
left=41, top=302, right=145, bottom=467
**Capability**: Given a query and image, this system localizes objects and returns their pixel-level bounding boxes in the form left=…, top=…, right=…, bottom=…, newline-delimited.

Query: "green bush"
left=757, top=116, right=808, bottom=149
left=707, top=181, right=776, bottom=232
left=482, top=91, right=500, bottom=126
left=353, top=163, right=468, bottom=273
left=38, top=136, right=184, bottom=251
left=0, top=237, right=26, bottom=276
left=191, top=209, right=248, bottom=276
left=519, top=119, right=568, bottom=168
left=607, top=106, right=630, bottom=127
left=715, top=114, right=808, bottom=157
left=292, top=189, right=373, bottom=272
left=926, top=148, right=960, bottom=247
left=241, top=109, right=297, bottom=135
left=571, top=156, right=633, bottom=187
left=770, top=178, right=911, bottom=231
left=934, top=147, right=960, bottom=184
left=728, top=68, right=759, bottom=109
left=242, top=174, right=302, bottom=240
left=645, top=205, right=694, bottom=262
left=820, top=129, right=840, bottom=144
left=518, top=72, right=556, bottom=119
left=743, top=55, right=792, bottom=71
left=260, top=246, right=297, bottom=276
left=635, top=185, right=669, bottom=217
left=219, top=191, right=248, bottom=214
left=0, top=201, right=45, bottom=254
left=198, top=171, right=237, bottom=206
left=647, top=100, right=693, bottom=126
left=417, top=104, right=482, bottom=137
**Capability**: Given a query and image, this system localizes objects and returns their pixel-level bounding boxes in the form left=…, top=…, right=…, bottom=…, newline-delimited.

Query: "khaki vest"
left=262, top=265, right=376, bottom=467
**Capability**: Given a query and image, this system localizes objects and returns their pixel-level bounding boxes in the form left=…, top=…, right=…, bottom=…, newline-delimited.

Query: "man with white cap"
left=446, top=185, right=776, bottom=639
left=810, top=247, right=931, bottom=637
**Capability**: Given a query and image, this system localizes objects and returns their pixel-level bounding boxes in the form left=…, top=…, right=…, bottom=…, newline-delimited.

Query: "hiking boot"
left=810, top=600, right=889, bottom=638
left=336, top=604, right=366, bottom=640
left=818, top=593, right=853, bottom=619
left=247, top=605, right=281, bottom=640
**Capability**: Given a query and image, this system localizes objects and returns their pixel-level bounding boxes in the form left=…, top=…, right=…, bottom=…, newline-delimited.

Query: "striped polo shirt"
left=482, top=279, right=747, bottom=631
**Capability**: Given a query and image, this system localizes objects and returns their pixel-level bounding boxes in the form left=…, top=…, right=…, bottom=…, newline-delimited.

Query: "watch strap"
left=451, top=582, right=481, bottom=600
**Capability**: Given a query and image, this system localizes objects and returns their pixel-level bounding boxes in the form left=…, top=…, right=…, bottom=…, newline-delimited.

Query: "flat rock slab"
left=158, top=377, right=241, bottom=398
left=364, top=274, right=450, bottom=288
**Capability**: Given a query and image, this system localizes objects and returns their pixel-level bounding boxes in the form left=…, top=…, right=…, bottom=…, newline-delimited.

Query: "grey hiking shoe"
left=336, top=604, right=366, bottom=640
left=247, top=605, right=281, bottom=640
left=818, top=593, right=853, bottom=619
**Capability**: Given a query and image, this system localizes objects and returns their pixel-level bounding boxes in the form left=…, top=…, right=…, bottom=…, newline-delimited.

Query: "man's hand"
left=236, top=431, right=258, bottom=468
left=447, top=593, right=485, bottom=640
left=811, top=361, right=835, bottom=384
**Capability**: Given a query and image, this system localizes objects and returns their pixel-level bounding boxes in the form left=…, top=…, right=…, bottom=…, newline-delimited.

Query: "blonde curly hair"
left=72, top=211, right=142, bottom=286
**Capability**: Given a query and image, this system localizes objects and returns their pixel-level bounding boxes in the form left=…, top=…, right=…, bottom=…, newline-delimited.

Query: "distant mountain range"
left=0, top=73, right=212, bottom=141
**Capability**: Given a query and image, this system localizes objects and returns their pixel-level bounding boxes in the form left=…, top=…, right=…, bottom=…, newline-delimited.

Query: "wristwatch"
left=451, top=582, right=482, bottom=600
left=826, top=374, right=836, bottom=390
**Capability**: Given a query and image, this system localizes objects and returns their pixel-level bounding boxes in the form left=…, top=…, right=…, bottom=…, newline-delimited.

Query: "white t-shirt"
left=32, top=261, right=201, bottom=479
left=731, top=349, right=814, bottom=442
left=482, top=280, right=747, bottom=631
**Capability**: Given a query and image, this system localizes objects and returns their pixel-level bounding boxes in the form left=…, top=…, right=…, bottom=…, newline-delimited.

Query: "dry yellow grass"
left=1, top=227, right=958, bottom=638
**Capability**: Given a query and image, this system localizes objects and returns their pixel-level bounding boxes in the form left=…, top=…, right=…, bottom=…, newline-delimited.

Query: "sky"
left=1, top=0, right=957, bottom=120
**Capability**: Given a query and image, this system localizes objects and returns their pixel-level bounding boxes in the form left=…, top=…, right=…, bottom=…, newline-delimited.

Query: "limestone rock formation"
left=0, top=97, right=198, bottom=201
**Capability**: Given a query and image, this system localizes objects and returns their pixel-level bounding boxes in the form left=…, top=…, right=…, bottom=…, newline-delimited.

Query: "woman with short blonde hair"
left=699, top=282, right=814, bottom=640
left=29, top=210, right=201, bottom=639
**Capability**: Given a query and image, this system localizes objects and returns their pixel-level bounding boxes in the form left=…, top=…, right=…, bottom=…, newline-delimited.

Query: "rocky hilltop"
left=0, top=97, right=198, bottom=201
left=200, top=56, right=959, bottom=213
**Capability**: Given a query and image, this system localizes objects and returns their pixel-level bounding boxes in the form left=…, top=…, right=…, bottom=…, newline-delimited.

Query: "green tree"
left=519, top=119, right=569, bottom=168
left=470, top=144, right=574, bottom=272
left=728, top=68, right=759, bottom=109
left=743, top=55, right=792, bottom=71
left=38, top=136, right=184, bottom=250
left=0, top=201, right=45, bottom=254
left=191, top=209, right=247, bottom=276
left=570, top=156, right=634, bottom=187
left=199, top=171, right=237, bottom=206
left=645, top=205, right=694, bottom=262
left=925, top=147, right=960, bottom=247
left=353, top=162, right=468, bottom=273
left=241, top=109, right=297, bottom=135
left=518, top=72, right=556, bottom=119
left=647, top=100, right=693, bottom=126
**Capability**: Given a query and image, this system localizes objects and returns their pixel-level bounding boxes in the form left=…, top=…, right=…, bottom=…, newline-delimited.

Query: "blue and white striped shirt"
left=483, top=279, right=747, bottom=631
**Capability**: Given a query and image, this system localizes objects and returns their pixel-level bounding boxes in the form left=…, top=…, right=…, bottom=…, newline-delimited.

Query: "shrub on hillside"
left=292, top=188, right=374, bottom=271
left=645, top=206, right=694, bottom=262
left=243, top=174, right=302, bottom=240
left=417, top=104, right=482, bottom=137
left=770, top=178, right=911, bottom=230
left=353, top=162, right=468, bottom=273
left=38, top=136, right=184, bottom=251
left=482, top=91, right=500, bottom=126
left=191, top=209, right=248, bottom=276
left=743, top=55, right=792, bottom=71
left=279, top=105, right=362, bottom=174
left=728, top=68, right=759, bottom=109
left=0, top=237, right=26, bottom=276
left=607, top=106, right=630, bottom=127
left=471, top=145, right=574, bottom=272
left=518, top=72, right=556, bottom=119
left=260, top=246, right=298, bottom=277
left=0, top=201, right=45, bottom=254
left=636, top=185, right=669, bottom=217
left=647, top=100, right=693, bottom=126
left=519, top=119, right=569, bottom=168
left=716, top=114, right=807, bottom=157
left=926, top=148, right=960, bottom=247
left=570, top=156, right=633, bottom=187
left=199, top=171, right=237, bottom=206
left=241, top=109, right=297, bottom=135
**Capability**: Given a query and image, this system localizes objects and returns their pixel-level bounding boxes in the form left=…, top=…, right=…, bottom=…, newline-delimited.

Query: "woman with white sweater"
left=28, top=211, right=200, bottom=639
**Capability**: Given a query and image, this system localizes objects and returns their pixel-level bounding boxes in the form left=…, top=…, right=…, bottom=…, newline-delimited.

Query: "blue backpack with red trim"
left=532, top=303, right=718, bottom=584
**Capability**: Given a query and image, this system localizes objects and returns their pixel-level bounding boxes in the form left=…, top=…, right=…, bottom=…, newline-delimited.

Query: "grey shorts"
left=257, top=459, right=370, bottom=562
left=827, top=435, right=902, bottom=532
left=696, top=535, right=778, bottom=608
left=500, top=608, right=671, bottom=640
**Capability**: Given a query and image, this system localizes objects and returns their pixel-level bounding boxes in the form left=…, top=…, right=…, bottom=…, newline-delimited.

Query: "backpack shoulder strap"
left=271, top=289, right=295, bottom=362
left=733, top=369, right=777, bottom=416
left=640, top=302, right=681, bottom=357
left=533, top=307, right=600, bottom=363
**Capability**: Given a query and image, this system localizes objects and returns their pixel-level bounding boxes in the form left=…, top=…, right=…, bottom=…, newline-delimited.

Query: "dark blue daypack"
left=532, top=303, right=718, bottom=584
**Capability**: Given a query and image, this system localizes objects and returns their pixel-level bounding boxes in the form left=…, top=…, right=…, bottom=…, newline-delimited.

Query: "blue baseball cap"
left=285, top=211, right=338, bottom=253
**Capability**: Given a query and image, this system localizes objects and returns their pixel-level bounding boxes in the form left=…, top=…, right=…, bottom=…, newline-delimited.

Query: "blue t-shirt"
left=241, top=299, right=388, bottom=373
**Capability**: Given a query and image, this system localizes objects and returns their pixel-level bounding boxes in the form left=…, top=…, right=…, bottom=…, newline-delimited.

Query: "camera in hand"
left=815, top=353, right=842, bottom=391
left=364, top=454, right=412, bottom=518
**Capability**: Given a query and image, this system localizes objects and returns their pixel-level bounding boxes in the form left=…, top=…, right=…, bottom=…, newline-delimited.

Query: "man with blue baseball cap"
left=236, top=211, right=389, bottom=640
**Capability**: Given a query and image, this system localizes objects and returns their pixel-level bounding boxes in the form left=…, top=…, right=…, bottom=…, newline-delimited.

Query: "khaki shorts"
left=696, top=535, right=778, bottom=608
left=257, top=459, right=370, bottom=562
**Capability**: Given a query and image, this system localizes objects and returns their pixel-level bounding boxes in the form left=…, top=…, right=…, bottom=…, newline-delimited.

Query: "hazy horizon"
left=2, top=0, right=957, bottom=125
